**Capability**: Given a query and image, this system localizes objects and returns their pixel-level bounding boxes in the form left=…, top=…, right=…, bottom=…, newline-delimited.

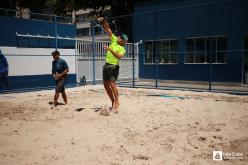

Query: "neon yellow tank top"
left=105, top=34, right=126, bottom=65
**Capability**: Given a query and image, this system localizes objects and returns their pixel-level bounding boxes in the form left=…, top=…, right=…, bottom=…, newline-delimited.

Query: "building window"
left=77, top=13, right=89, bottom=22
left=144, top=39, right=178, bottom=64
left=77, top=28, right=90, bottom=36
left=212, top=36, right=227, bottom=63
left=185, top=36, right=227, bottom=64
left=160, top=40, right=178, bottom=63
left=145, top=41, right=154, bottom=63
left=77, top=27, right=103, bottom=37
left=93, top=26, right=102, bottom=35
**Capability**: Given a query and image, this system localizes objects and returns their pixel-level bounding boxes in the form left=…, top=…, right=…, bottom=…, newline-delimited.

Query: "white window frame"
left=185, top=35, right=227, bottom=64
left=144, top=38, right=179, bottom=65
left=144, top=40, right=154, bottom=64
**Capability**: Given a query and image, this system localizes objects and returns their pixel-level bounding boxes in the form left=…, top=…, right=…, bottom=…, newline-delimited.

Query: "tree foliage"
left=0, top=0, right=133, bottom=16
left=75, top=0, right=133, bottom=39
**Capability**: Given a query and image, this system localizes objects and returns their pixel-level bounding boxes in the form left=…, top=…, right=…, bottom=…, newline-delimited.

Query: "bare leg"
left=62, top=91, right=68, bottom=104
left=110, top=81, right=119, bottom=110
left=104, top=81, right=115, bottom=108
left=54, top=91, right=60, bottom=106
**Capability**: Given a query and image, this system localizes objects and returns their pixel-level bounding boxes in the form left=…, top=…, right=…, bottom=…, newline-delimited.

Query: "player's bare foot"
left=111, top=101, right=114, bottom=110
left=51, top=101, right=58, bottom=109
left=113, top=101, right=120, bottom=114
left=114, top=101, right=120, bottom=109
left=113, top=108, right=119, bottom=114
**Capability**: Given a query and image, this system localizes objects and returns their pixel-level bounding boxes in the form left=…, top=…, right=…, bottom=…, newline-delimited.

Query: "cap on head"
left=52, top=50, right=60, bottom=56
left=120, top=33, right=128, bottom=42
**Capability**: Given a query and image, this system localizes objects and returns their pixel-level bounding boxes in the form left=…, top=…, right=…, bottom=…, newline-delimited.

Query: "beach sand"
left=0, top=85, right=248, bottom=164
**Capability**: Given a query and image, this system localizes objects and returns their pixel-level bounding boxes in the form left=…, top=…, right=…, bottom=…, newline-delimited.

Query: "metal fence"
left=75, top=40, right=139, bottom=85
left=113, top=0, right=248, bottom=95
left=0, top=46, right=76, bottom=92
left=1, top=0, right=248, bottom=95
left=0, top=40, right=139, bottom=92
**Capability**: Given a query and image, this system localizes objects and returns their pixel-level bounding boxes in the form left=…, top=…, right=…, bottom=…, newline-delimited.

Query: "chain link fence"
left=0, top=46, right=76, bottom=92
left=75, top=40, right=139, bottom=85
left=1, top=1, right=248, bottom=94
left=0, top=8, right=77, bottom=92
left=108, top=0, right=248, bottom=94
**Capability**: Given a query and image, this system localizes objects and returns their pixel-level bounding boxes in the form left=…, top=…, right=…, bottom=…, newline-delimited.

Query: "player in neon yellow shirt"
left=97, top=17, right=128, bottom=113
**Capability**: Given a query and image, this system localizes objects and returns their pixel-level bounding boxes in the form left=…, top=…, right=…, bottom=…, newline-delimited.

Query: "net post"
left=154, top=12, right=158, bottom=89
left=91, top=22, right=96, bottom=85
left=54, top=15, right=58, bottom=50
left=208, top=5, right=212, bottom=92
left=132, top=16, right=136, bottom=87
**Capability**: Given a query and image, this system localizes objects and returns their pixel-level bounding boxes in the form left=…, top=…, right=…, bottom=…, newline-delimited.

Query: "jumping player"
left=97, top=17, right=128, bottom=113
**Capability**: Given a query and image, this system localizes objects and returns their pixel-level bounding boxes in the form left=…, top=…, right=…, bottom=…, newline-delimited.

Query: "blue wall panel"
left=0, top=16, right=76, bottom=48
left=0, top=74, right=76, bottom=91
left=134, top=0, right=248, bottom=83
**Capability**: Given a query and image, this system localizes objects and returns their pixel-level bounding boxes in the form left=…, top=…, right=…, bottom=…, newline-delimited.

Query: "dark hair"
left=52, top=50, right=60, bottom=56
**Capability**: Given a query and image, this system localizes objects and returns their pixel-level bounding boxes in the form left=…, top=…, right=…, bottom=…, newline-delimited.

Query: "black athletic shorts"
left=55, top=79, right=66, bottom=92
left=103, top=63, right=119, bottom=81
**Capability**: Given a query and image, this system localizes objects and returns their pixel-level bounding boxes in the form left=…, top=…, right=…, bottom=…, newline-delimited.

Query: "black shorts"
left=55, top=79, right=66, bottom=92
left=103, top=63, right=119, bottom=81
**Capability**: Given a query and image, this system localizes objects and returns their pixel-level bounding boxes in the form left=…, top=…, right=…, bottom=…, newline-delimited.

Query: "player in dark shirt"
left=51, top=50, right=69, bottom=107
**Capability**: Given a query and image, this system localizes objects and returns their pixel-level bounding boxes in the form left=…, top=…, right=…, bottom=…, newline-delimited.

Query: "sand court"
left=0, top=85, right=248, bottom=164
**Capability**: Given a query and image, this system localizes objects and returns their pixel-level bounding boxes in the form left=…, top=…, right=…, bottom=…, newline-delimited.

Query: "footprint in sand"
left=99, top=108, right=110, bottom=116
left=75, top=108, right=85, bottom=112
left=228, top=138, right=248, bottom=157
left=132, top=154, right=149, bottom=160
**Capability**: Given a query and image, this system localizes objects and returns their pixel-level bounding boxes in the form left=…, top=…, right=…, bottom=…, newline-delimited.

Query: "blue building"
left=134, top=0, right=248, bottom=84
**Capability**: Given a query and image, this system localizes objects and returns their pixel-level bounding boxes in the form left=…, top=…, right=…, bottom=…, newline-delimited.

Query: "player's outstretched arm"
left=97, top=17, right=112, bottom=37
